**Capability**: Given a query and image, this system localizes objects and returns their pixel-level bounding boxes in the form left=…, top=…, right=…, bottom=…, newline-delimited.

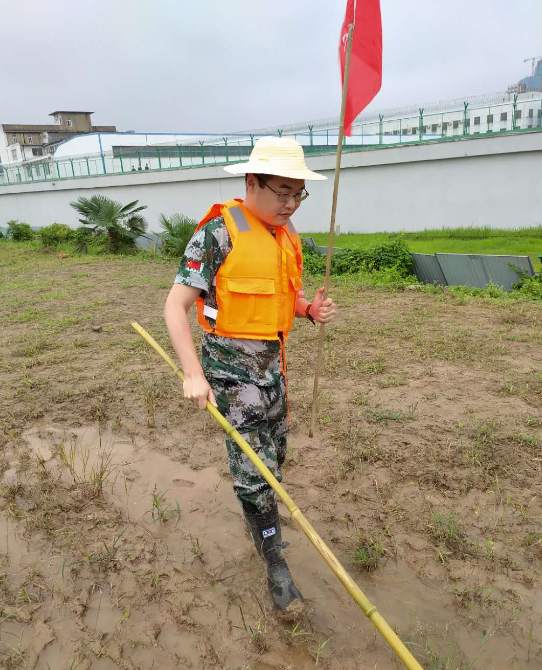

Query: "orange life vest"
left=195, top=199, right=303, bottom=341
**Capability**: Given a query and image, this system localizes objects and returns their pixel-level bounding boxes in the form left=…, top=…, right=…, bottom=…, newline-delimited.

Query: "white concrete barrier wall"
left=1, top=132, right=541, bottom=233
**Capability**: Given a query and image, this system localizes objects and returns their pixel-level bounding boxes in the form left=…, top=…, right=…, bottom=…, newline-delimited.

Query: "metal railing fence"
left=1, top=94, right=541, bottom=187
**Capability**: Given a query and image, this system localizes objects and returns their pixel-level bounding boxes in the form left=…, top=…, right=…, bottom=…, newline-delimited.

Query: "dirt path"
left=1, top=246, right=541, bottom=669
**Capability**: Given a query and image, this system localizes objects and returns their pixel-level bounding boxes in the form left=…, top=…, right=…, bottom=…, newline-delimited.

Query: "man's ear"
left=245, top=173, right=256, bottom=192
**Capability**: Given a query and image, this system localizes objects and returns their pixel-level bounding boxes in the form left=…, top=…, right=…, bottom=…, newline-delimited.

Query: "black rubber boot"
left=242, top=500, right=303, bottom=614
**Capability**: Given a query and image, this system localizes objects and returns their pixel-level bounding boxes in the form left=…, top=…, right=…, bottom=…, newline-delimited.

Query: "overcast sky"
left=1, top=0, right=540, bottom=133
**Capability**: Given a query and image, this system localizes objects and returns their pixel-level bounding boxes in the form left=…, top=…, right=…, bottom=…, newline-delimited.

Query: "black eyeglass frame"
left=261, top=181, right=310, bottom=203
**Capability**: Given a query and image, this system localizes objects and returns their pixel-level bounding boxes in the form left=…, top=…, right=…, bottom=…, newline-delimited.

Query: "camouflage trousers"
left=211, top=375, right=288, bottom=514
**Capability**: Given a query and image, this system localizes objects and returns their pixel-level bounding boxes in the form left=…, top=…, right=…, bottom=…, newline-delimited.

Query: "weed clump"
left=523, top=532, right=542, bottom=561
left=366, top=406, right=414, bottom=423
left=58, top=440, right=115, bottom=498
left=353, top=534, right=385, bottom=571
left=462, top=419, right=500, bottom=469
left=513, top=272, right=542, bottom=300
left=238, top=606, right=268, bottom=654
left=331, top=419, right=382, bottom=474
left=429, top=511, right=473, bottom=559
left=149, top=484, right=181, bottom=525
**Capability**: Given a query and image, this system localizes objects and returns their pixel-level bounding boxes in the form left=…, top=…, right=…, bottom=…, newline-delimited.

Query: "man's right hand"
left=183, top=373, right=217, bottom=409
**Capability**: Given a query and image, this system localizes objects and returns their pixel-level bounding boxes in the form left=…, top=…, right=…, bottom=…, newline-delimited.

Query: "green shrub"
left=38, top=223, right=73, bottom=247
left=71, top=227, right=100, bottom=254
left=333, top=238, right=413, bottom=276
left=70, top=195, right=147, bottom=254
left=302, top=246, right=326, bottom=274
left=159, top=213, right=197, bottom=258
left=7, top=220, right=34, bottom=241
left=0, top=229, right=4, bottom=239
left=303, top=238, right=413, bottom=277
left=365, top=238, right=414, bottom=275
left=514, top=273, right=542, bottom=300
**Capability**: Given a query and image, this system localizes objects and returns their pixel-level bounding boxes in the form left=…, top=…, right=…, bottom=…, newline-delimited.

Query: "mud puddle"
left=0, top=421, right=539, bottom=669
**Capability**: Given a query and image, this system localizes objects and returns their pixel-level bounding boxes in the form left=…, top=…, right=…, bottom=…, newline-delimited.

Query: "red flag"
left=339, top=0, right=382, bottom=136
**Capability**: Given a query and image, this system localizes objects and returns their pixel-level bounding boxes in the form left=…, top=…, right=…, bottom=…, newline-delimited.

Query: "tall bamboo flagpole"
left=309, top=23, right=354, bottom=438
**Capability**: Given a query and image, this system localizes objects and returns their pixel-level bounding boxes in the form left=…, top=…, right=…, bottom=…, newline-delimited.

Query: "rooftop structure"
left=0, top=110, right=116, bottom=166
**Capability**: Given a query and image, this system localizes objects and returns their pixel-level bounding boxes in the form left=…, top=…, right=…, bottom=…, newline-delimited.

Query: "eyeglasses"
left=262, top=182, right=309, bottom=203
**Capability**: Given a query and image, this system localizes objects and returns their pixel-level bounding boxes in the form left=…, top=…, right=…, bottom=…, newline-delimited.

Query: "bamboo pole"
left=130, top=321, right=423, bottom=670
left=309, top=23, right=354, bottom=438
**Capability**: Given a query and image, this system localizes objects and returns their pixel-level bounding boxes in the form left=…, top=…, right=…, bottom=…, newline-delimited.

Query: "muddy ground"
left=1, top=243, right=541, bottom=670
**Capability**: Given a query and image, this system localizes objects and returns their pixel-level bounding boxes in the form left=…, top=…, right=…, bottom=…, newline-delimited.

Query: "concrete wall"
left=1, top=132, right=541, bottom=233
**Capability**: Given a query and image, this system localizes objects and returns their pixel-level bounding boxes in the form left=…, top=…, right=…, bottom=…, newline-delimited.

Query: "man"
left=164, top=137, right=337, bottom=616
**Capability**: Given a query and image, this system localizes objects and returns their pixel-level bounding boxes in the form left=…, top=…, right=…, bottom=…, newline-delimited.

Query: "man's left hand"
left=309, top=287, right=337, bottom=324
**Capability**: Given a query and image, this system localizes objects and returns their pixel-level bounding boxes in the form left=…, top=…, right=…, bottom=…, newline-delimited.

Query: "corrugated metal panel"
left=303, top=238, right=341, bottom=255
left=411, top=253, right=448, bottom=285
left=479, top=255, right=535, bottom=288
left=436, top=254, right=489, bottom=288
left=436, top=253, right=534, bottom=290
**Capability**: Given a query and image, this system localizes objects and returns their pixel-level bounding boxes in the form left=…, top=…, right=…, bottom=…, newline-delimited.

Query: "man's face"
left=244, top=174, right=307, bottom=227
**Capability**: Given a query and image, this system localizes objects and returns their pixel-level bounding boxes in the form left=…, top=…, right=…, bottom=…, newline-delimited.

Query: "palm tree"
left=159, top=213, right=196, bottom=258
left=70, top=195, right=147, bottom=254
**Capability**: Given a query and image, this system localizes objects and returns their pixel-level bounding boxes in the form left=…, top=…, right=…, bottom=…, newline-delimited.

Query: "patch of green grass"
left=416, top=328, right=507, bottom=363
left=88, top=298, right=113, bottom=308
left=365, top=404, right=416, bottom=423
left=42, top=315, right=87, bottom=331
left=499, top=371, right=542, bottom=406
left=429, top=511, right=473, bottom=559
left=366, top=407, right=404, bottom=422
left=86, top=530, right=125, bottom=572
left=41, top=289, right=70, bottom=301
left=190, top=534, right=204, bottom=561
left=72, top=338, right=92, bottom=349
left=523, top=532, right=542, bottom=548
left=376, top=374, right=408, bottom=388
left=351, top=356, right=386, bottom=375
left=309, top=637, right=330, bottom=665
left=58, top=441, right=116, bottom=498
left=13, top=335, right=55, bottom=358
left=352, top=391, right=369, bottom=406
left=238, top=606, right=268, bottom=654
left=8, top=307, right=45, bottom=324
left=122, top=337, right=149, bottom=353
left=353, top=534, right=385, bottom=571
left=463, top=419, right=500, bottom=468
left=508, top=432, right=539, bottom=449
left=454, top=585, right=499, bottom=610
left=423, top=647, right=473, bottom=670
left=336, top=428, right=382, bottom=473
left=148, top=485, right=181, bottom=525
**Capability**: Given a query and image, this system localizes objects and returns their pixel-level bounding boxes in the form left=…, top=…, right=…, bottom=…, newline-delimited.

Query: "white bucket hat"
left=223, top=136, right=327, bottom=181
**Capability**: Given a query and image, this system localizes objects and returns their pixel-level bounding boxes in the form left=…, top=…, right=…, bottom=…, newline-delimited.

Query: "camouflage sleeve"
left=174, top=217, right=231, bottom=293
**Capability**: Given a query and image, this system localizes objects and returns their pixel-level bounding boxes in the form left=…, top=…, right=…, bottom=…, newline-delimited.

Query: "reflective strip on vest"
left=203, top=304, right=218, bottom=320
left=229, top=206, right=250, bottom=232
